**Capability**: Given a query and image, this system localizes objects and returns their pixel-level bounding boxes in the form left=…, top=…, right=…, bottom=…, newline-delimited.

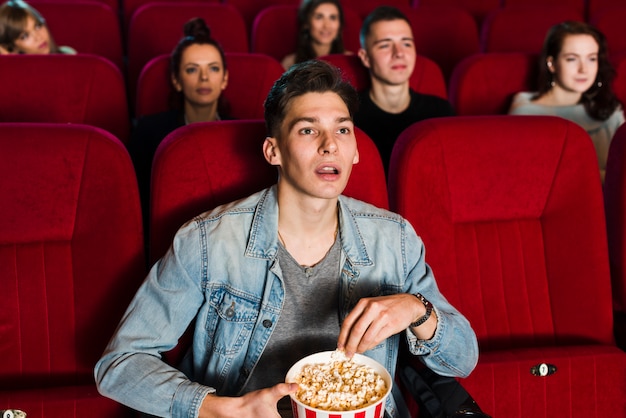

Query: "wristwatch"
left=410, top=293, right=433, bottom=328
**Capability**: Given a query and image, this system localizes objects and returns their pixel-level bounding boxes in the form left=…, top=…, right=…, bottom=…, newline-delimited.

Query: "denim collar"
left=244, top=185, right=373, bottom=267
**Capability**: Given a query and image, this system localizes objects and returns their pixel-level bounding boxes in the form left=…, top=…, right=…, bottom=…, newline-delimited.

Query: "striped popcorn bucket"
left=286, top=352, right=392, bottom=418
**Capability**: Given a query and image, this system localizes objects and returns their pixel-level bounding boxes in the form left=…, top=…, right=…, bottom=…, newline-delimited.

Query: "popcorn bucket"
left=285, top=351, right=392, bottom=418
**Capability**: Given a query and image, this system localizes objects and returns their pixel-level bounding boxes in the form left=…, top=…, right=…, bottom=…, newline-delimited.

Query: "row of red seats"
left=4, top=51, right=626, bottom=144
left=1, top=116, right=626, bottom=417
left=25, top=0, right=626, bottom=87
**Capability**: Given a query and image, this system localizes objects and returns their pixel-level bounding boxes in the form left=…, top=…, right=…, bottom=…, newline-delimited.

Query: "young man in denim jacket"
left=95, top=60, right=478, bottom=418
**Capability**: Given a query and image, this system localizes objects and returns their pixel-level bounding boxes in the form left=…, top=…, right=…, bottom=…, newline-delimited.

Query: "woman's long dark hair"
left=536, top=20, right=620, bottom=121
left=169, top=17, right=229, bottom=114
left=294, top=0, right=345, bottom=64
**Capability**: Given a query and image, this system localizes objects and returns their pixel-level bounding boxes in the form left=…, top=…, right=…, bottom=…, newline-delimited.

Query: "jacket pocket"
left=206, top=287, right=260, bottom=355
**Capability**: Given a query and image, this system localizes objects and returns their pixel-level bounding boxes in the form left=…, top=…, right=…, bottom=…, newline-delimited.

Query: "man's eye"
left=300, top=128, right=314, bottom=135
left=337, top=128, right=350, bottom=134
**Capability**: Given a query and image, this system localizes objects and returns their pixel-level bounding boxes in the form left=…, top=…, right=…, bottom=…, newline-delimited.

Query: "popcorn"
left=293, top=351, right=388, bottom=411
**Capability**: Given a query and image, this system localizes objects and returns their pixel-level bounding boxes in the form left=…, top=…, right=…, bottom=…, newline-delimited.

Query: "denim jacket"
left=95, top=186, right=478, bottom=418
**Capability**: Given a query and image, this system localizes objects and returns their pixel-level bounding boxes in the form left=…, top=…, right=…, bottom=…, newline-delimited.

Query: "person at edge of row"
left=0, top=0, right=75, bottom=54
left=509, top=20, right=624, bottom=183
left=128, top=17, right=231, bottom=222
left=354, top=6, right=454, bottom=176
left=94, top=59, right=478, bottom=418
left=281, top=0, right=352, bottom=70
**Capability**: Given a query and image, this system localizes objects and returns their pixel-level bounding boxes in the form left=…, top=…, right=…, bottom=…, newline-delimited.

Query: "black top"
left=128, top=109, right=185, bottom=221
left=354, top=89, right=455, bottom=174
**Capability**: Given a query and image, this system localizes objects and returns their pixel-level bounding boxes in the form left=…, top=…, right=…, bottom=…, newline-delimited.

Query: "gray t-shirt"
left=509, top=91, right=625, bottom=179
left=241, top=236, right=342, bottom=417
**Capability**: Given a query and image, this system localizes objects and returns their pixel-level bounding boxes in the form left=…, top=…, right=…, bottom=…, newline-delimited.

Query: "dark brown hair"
left=264, top=60, right=358, bottom=138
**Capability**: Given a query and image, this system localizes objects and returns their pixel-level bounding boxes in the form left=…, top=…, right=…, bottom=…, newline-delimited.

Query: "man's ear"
left=353, top=147, right=360, bottom=165
left=263, top=137, right=281, bottom=166
left=358, top=48, right=370, bottom=69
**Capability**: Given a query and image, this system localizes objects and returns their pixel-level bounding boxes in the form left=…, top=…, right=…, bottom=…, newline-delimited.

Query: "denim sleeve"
left=401, top=221, right=479, bottom=378
left=95, top=224, right=213, bottom=418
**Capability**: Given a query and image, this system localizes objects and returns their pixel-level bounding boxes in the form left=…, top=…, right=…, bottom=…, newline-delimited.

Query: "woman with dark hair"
left=129, top=17, right=230, bottom=220
left=509, top=21, right=624, bottom=182
left=0, top=0, right=75, bottom=54
left=281, top=0, right=349, bottom=70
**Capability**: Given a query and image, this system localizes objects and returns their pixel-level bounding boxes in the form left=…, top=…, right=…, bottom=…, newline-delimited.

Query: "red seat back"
left=250, top=4, right=362, bottom=63
left=122, top=0, right=220, bottom=34
left=503, top=0, right=585, bottom=18
left=31, top=0, right=124, bottom=70
left=448, top=52, right=538, bottom=115
left=127, top=2, right=248, bottom=100
left=0, top=55, right=130, bottom=142
left=416, top=0, right=500, bottom=26
left=0, top=123, right=145, bottom=415
left=225, top=0, right=299, bottom=36
left=481, top=5, right=584, bottom=53
left=150, top=120, right=386, bottom=263
left=136, top=53, right=284, bottom=119
left=406, top=5, right=480, bottom=80
left=389, top=115, right=612, bottom=348
left=320, top=53, right=448, bottom=99
left=389, top=114, right=626, bottom=417
left=591, top=5, right=626, bottom=58
left=341, top=0, right=411, bottom=19
left=589, top=0, right=624, bottom=20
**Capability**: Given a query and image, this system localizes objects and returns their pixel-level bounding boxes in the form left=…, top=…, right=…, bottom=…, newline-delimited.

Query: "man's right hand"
left=199, top=382, right=298, bottom=418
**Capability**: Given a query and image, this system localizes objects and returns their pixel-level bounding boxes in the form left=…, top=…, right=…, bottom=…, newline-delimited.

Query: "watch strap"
left=410, top=293, right=433, bottom=328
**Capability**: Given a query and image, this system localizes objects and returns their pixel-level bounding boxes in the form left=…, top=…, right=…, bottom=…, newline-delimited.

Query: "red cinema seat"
left=150, top=120, right=386, bottom=263
left=0, top=55, right=130, bottom=143
left=0, top=123, right=146, bottom=417
left=341, top=0, right=411, bottom=19
left=136, top=52, right=284, bottom=119
left=415, top=0, right=501, bottom=26
left=591, top=5, right=626, bottom=58
left=225, top=0, right=299, bottom=36
left=604, top=123, right=626, bottom=349
left=588, top=0, right=625, bottom=21
left=31, top=0, right=124, bottom=70
left=388, top=115, right=626, bottom=418
left=127, top=2, right=248, bottom=101
left=122, top=0, right=219, bottom=34
left=448, top=52, right=538, bottom=115
left=250, top=4, right=362, bottom=65
left=320, top=53, right=448, bottom=99
left=27, top=0, right=118, bottom=17
left=503, top=0, right=585, bottom=19
left=406, top=5, right=480, bottom=81
left=481, top=6, right=584, bottom=53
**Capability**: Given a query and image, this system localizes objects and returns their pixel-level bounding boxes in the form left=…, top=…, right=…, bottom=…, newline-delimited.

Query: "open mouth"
left=317, top=165, right=339, bottom=175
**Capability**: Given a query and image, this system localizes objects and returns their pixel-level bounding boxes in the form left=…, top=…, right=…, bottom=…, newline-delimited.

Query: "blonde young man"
left=355, top=6, right=454, bottom=174
left=95, top=60, right=477, bottom=418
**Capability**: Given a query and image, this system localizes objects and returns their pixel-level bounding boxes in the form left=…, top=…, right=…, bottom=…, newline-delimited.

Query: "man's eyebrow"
left=286, top=116, right=353, bottom=132
left=287, top=117, right=317, bottom=132
left=372, top=36, right=414, bottom=45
